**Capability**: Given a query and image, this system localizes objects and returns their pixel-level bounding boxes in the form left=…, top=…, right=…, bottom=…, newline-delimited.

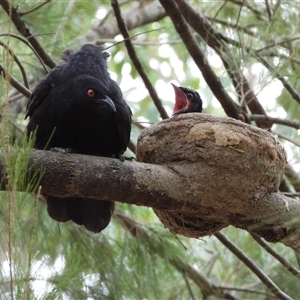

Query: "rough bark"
left=1, top=114, right=300, bottom=249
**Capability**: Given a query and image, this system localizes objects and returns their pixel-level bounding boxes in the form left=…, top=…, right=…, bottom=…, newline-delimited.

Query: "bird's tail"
left=46, top=196, right=115, bottom=233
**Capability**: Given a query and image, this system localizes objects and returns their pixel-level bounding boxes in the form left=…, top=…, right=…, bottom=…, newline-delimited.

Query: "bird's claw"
left=123, top=156, right=136, bottom=161
left=113, top=154, right=135, bottom=162
left=50, top=147, right=73, bottom=153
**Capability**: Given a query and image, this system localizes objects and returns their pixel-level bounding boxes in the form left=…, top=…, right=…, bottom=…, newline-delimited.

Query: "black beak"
left=102, top=95, right=116, bottom=112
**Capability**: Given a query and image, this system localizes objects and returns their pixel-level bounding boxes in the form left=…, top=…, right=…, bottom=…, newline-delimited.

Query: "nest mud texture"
left=137, top=113, right=287, bottom=238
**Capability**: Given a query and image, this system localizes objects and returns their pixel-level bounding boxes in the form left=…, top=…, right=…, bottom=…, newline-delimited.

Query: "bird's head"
left=171, top=83, right=203, bottom=115
left=69, top=76, right=116, bottom=112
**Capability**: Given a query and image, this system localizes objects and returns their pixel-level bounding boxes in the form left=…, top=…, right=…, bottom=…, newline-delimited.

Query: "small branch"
left=265, top=0, right=272, bottom=20
left=0, top=0, right=56, bottom=68
left=227, top=0, right=268, bottom=22
left=276, top=132, right=300, bottom=148
left=281, top=193, right=300, bottom=198
left=250, top=232, right=300, bottom=278
left=0, top=63, right=31, bottom=98
left=104, top=28, right=165, bottom=50
left=249, top=114, right=300, bottom=130
left=99, top=38, right=182, bottom=46
left=256, top=36, right=300, bottom=54
left=219, top=286, right=275, bottom=298
left=284, top=164, right=300, bottom=193
left=0, top=40, right=29, bottom=88
left=0, top=33, right=49, bottom=74
left=183, top=271, right=197, bottom=300
left=255, top=55, right=300, bottom=105
left=19, top=0, right=51, bottom=16
left=110, top=0, right=169, bottom=120
left=214, top=232, right=292, bottom=300
left=205, top=15, right=257, bottom=37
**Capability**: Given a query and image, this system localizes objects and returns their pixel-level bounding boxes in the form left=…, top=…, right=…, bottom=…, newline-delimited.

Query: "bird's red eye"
left=87, top=89, right=95, bottom=97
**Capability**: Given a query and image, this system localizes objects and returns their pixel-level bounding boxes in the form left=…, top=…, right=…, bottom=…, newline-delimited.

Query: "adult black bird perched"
left=171, top=83, right=203, bottom=115
left=25, top=44, right=132, bottom=233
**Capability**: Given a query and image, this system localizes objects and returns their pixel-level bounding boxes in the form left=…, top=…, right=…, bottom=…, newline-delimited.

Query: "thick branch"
left=1, top=115, right=300, bottom=250
left=78, top=1, right=166, bottom=44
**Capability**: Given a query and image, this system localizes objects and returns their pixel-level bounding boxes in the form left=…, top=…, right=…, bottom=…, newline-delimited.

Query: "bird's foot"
left=112, top=154, right=136, bottom=162
left=118, top=155, right=136, bottom=162
left=50, top=147, right=73, bottom=153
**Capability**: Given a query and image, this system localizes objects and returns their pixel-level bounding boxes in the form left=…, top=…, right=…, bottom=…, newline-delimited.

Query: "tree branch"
left=111, top=0, right=169, bottom=120
left=0, top=63, right=31, bottom=98
left=1, top=114, right=300, bottom=251
left=250, top=232, right=300, bottom=278
left=249, top=114, right=300, bottom=130
left=78, top=1, right=166, bottom=44
left=215, top=232, right=292, bottom=300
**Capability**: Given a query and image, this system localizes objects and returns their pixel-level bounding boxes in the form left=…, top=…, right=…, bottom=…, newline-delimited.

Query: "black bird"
left=171, top=83, right=203, bottom=115
left=25, top=44, right=132, bottom=233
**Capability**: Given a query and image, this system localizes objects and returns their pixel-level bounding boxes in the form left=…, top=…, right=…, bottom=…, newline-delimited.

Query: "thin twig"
left=275, top=132, right=300, bottom=148
left=250, top=232, right=300, bottom=278
left=220, top=285, right=276, bottom=298
left=206, top=15, right=257, bottom=37
left=104, top=28, right=165, bottom=50
left=0, top=64, right=31, bottom=98
left=256, top=36, right=300, bottom=54
left=183, top=271, right=197, bottom=300
left=284, top=164, right=300, bottom=193
left=0, top=33, right=49, bottom=73
left=281, top=193, right=300, bottom=198
left=214, top=232, right=292, bottom=300
left=249, top=114, right=300, bottom=130
left=265, top=0, right=272, bottom=20
left=227, top=0, right=268, bottom=22
left=100, top=38, right=182, bottom=46
left=110, top=0, right=169, bottom=120
left=255, top=55, right=300, bottom=105
left=0, top=40, right=29, bottom=88
left=19, top=0, right=51, bottom=16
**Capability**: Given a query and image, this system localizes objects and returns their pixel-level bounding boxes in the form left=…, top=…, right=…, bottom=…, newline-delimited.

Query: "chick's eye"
left=87, top=89, right=95, bottom=97
left=187, top=93, right=193, bottom=100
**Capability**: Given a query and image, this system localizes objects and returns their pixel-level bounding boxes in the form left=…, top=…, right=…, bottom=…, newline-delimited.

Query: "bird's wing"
left=108, top=81, right=132, bottom=154
left=115, top=101, right=132, bottom=153
left=25, top=78, right=52, bottom=119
